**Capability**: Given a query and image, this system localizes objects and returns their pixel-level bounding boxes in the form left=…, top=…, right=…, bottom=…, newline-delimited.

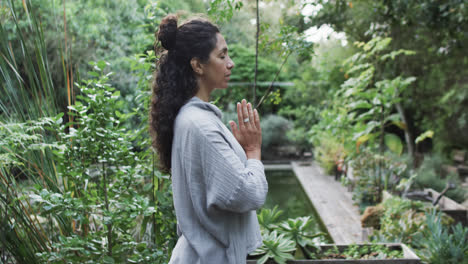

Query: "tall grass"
left=0, top=0, right=73, bottom=262
left=1, top=1, right=177, bottom=262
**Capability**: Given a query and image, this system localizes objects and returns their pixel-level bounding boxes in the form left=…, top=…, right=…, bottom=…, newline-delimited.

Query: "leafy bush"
left=371, top=197, right=466, bottom=263
left=253, top=208, right=406, bottom=263
left=0, top=65, right=176, bottom=263
left=250, top=230, right=296, bottom=264
left=256, top=205, right=283, bottom=232
left=414, top=210, right=468, bottom=264
left=413, top=154, right=465, bottom=203
left=349, top=150, right=408, bottom=211
left=311, top=131, right=345, bottom=175
left=261, top=114, right=293, bottom=153
left=252, top=207, right=326, bottom=263
left=370, top=196, right=430, bottom=246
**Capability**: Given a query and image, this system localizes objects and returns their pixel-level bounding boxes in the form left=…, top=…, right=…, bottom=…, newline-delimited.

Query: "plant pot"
left=247, top=243, right=420, bottom=264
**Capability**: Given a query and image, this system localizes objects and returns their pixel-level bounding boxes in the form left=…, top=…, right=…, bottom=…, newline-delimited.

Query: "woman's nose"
left=227, top=58, right=235, bottom=69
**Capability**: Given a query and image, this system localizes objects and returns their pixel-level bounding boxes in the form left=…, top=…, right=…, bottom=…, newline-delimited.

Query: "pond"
left=261, top=168, right=333, bottom=243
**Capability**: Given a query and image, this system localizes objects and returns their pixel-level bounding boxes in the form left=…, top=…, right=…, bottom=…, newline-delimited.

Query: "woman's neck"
left=195, top=90, right=210, bottom=102
left=195, top=81, right=212, bottom=102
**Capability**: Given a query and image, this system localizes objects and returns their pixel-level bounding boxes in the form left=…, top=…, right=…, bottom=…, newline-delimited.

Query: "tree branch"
left=255, top=51, right=291, bottom=109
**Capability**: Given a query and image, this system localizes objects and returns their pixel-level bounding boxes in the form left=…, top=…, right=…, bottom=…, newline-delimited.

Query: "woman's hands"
left=229, top=99, right=262, bottom=160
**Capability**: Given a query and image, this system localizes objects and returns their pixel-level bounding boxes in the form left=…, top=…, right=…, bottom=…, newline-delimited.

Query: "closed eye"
left=219, top=47, right=228, bottom=59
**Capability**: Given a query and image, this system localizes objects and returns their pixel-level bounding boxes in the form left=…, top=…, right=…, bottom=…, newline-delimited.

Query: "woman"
left=149, top=14, right=268, bottom=264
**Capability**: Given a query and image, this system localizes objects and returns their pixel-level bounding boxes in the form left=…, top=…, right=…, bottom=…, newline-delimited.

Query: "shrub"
left=415, top=210, right=468, bottom=264
left=311, top=131, right=345, bottom=175
left=261, top=114, right=293, bottom=152
left=370, top=196, right=430, bottom=246
left=414, top=154, right=465, bottom=203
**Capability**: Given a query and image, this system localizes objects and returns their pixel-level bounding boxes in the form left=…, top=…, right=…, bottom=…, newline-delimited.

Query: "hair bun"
left=158, top=15, right=178, bottom=50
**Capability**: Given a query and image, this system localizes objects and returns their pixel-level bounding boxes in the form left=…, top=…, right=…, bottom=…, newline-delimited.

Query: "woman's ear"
left=190, top=57, right=204, bottom=75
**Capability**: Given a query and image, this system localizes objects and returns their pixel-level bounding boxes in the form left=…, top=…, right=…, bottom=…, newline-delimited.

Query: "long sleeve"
left=188, top=126, right=267, bottom=213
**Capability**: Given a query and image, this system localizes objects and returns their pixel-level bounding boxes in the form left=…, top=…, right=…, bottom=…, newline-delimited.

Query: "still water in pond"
left=260, top=169, right=332, bottom=243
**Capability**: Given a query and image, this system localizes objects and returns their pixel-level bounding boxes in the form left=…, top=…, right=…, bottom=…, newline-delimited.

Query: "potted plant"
left=248, top=207, right=421, bottom=263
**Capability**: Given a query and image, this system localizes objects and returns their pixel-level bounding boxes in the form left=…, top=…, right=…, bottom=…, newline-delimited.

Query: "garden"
left=0, top=0, right=467, bottom=263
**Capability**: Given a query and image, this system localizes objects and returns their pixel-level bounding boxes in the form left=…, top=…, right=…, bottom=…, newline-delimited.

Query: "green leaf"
left=111, top=91, right=120, bottom=98
left=415, top=130, right=434, bottom=144
left=257, top=253, right=270, bottom=264
left=102, top=256, right=115, bottom=264
left=97, top=60, right=108, bottom=71
left=439, top=89, right=456, bottom=104
left=384, top=133, right=403, bottom=155
left=136, top=242, right=147, bottom=252
left=348, top=100, right=372, bottom=110
left=88, top=71, right=100, bottom=77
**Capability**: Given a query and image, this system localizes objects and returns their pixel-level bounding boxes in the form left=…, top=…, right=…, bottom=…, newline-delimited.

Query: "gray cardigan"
left=169, top=96, right=268, bottom=264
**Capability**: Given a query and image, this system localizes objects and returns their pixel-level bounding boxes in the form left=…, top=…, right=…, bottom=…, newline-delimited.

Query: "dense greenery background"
left=1, top=0, right=467, bottom=263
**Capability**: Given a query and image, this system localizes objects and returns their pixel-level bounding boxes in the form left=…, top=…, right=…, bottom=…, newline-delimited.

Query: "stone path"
left=291, top=161, right=366, bottom=244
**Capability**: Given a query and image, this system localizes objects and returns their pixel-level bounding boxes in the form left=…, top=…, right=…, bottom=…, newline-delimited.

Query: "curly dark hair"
left=149, top=14, right=219, bottom=173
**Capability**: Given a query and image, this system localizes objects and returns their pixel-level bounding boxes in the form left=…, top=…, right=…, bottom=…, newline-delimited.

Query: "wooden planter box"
left=247, top=243, right=420, bottom=264
left=424, top=188, right=467, bottom=226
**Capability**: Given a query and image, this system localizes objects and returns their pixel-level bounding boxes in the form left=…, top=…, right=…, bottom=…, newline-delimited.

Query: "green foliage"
left=228, top=43, right=281, bottom=81
left=158, top=0, right=206, bottom=14
left=412, top=154, right=465, bottom=203
left=255, top=22, right=314, bottom=110
left=257, top=205, right=283, bottom=232
left=0, top=0, right=60, bottom=121
left=415, top=130, right=434, bottom=144
left=250, top=230, right=296, bottom=264
left=306, top=243, right=404, bottom=260
left=254, top=208, right=327, bottom=262
left=64, top=66, right=171, bottom=261
left=415, top=210, right=468, bottom=264
left=340, top=37, right=416, bottom=155
left=278, top=217, right=325, bottom=259
left=260, top=114, right=292, bottom=154
left=279, top=39, right=353, bottom=154
left=0, top=119, right=65, bottom=264
left=1, top=0, right=166, bottom=126
left=0, top=62, right=176, bottom=263
left=311, top=37, right=418, bottom=208
left=384, top=133, right=403, bottom=156
left=208, top=0, right=243, bottom=23
left=371, top=196, right=430, bottom=246
left=211, top=43, right=286, bottom=112
left=371, top=198, right=466, bottom=263
left=311, top=131, right=345, bottom=175
left=349, top=150, right=407, bottom=210
left=209, top=0, right=315, bottom=114
left=308, top=0, right=468, bottom=153
left=340, top=243, right=403, bottom=260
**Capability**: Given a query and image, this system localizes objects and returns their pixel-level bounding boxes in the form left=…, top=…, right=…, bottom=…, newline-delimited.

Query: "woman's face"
left=199, top=33, right=235, bottom=90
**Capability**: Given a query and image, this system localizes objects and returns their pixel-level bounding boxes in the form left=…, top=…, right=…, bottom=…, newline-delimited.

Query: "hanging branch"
left=255, top=51, right=292, bottom=109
